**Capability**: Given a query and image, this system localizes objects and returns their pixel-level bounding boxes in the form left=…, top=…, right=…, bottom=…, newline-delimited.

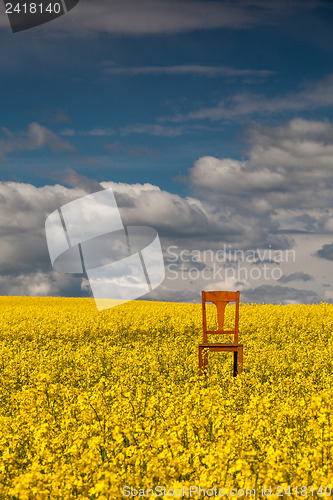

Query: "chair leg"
left=199, top=347, right=203, bottom=376
left=238, top=346, right=243, bottom=375
left=199, top=347, right=208, bottom=376
left=200, top=347, right=241, bottom=377
left=233, top=351, right=238, bottom=377
left=203, top=349, right=208, bottom=371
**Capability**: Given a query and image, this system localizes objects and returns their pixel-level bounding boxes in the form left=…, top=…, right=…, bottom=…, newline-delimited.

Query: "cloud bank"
left=1, top=117, right=333, bottom=303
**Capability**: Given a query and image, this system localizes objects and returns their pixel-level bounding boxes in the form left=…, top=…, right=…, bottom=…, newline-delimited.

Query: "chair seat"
left=199, top=343, right=242, bottom=347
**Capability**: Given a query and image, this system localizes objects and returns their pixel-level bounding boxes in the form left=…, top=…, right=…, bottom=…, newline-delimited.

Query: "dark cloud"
left=242, top=285, right=319, bottom=304
left=53, top=169, right=105, bottom=194
left=251, top=259, right=280, bottom=265
left=0, top=178, right=326, bottom=304
left=315, top=242, right=333, bottom=261
left=147, top=285, right=197, bottom=303
left=0, top=272, right=89, bottom=298
left=278, top=272, right=313, bottom=283
left=0, top=181, right=89, bottom=295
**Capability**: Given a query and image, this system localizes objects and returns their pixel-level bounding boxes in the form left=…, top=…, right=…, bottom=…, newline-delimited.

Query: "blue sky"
left=2, top=0, right=333, bottom=304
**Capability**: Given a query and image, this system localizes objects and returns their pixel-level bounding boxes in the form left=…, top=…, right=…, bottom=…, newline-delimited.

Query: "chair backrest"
left=202, top=290, right=240, bottom=343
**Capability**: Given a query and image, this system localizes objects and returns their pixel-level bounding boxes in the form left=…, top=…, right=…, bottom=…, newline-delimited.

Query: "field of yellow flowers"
left=0, top=296, right=332, bottom=499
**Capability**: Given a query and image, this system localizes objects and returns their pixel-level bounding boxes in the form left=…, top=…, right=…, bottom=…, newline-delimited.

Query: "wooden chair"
left=199, top=290, right=243, bottom=376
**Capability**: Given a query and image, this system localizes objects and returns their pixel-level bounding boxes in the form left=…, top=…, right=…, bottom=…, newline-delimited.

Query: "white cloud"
left=120, top=124, right=191, bottom=137
left=61, top=123, right=208, bottom=138
left=324, top=290, right=333, bottom=302
left=60, top=127, right=114, bottom=137
left=101, top=180, right=293, bottom=255
left=0, top=122, right=73, bottom=158
left=101, top=181, right=218, bottom=236
left=40, top=0, right=265, bottom=36
left=248, top=118, right=333, bottom=170
left=190, top=156, right=285, bottom=193
left=189, top=118, right=333, bottom=219
left=162, top=74, right=333, bottom=122
left=9, top=0, right=326, bottom=37
left=103, top=64, right=274, bottom=78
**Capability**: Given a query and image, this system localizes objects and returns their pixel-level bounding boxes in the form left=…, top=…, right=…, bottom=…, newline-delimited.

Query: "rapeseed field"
left=0, top=296, right=332, bottom=499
